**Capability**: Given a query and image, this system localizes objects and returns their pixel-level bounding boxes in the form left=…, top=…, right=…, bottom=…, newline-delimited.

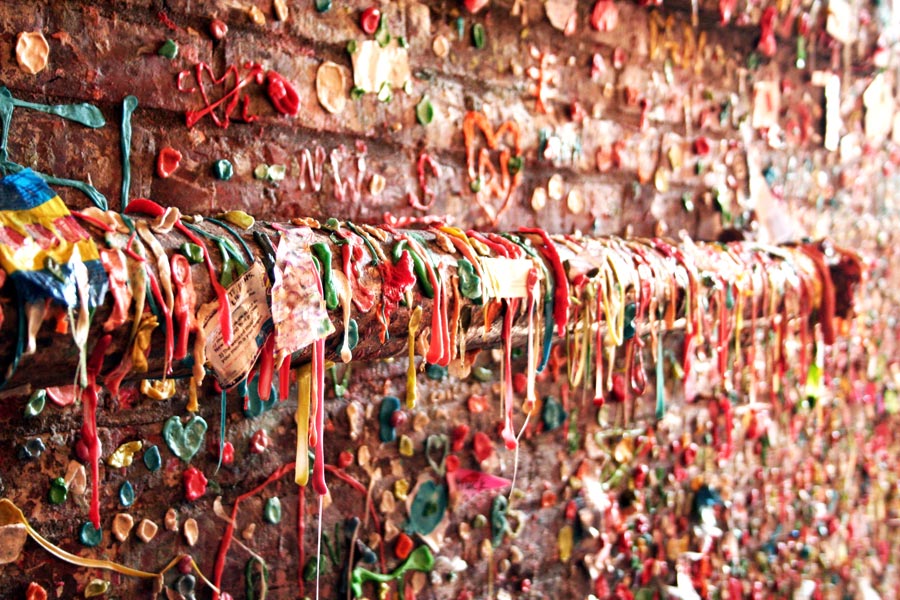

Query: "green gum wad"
left=491, top=495, right=509, bottom=547
left=351, top=545, right=434, bottom=598
left=24, top=389, right=46, bottom=417
left=406, top=480, right=447, bottom=536
left=48, top=477, right=67, bottom=504
left=392, top=241, right=433, bottom=298
left=180, top=243, right=205, bottom=264
left=347, top=319, right=359, bottom=350
left=456, top=258, right=482, bottom=299
left=311, top=243, right=339, bottom=310
left=263, top=497, right=282, bottom=524
left=541, top=396, right=567, bottom=431
left=379, top=396, right=402, bottom=443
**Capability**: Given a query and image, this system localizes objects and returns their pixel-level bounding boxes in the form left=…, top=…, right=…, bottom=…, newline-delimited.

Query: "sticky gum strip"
left=335, top=228, right=374, bottom=313
left=206, top=216, right=255, bottom=264
left=503, top=234, right=554, bottom=372
left=500, top=298, right=520, bottom=450
left=312, top=336, right=328, bottom=496
left=187, top=376, right=199, bottom=412
left=797, top=244, right=837, bottom=345
left=655, top=304, right=666, bottom=420
left=82, top=336, right=109, bottom=529
left=446, top=275, right=460, bottom=367
left=216, top=386, right=227, bottom=472
left=99, top=248, right=132, bottom=332
left=295, top=363, right=311, bottom=486
left=137, top=222, right=175, bottom=374
left=463, top=231, right=503, bottom=340
left=524, top=269, right=539, bottom=413
left=407, top=306, right=422, bottom=409
left=257, top=333, right=275, bottom=402
left=440, top=227, right=487, bottom=280
left=334, top=269, right=353, bottom=363
left=144, top=267, right=172, bottom=376
left=593, top=289, right=605, bottom=405
left=405, top=235, right=447, bottom=366
left=170, top=253, right=196, bottom=362
left=125, top=198, right=233, bottom=346
left=565, top=283, right=589, bottom=389
left=344, top=222, right=391, bottom=340
left=23, top=300, right=48, bottom=355
left=518, top=228, right=569, bottom=338
left=597, top=263, right=616, bottom=392
left=310, top=242, right=338, bottom=310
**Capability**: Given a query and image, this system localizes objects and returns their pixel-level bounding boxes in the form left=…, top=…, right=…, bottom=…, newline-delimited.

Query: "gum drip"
left=316, top=495, right=324, bottom=600
left=312, top=329, right=328, bottom=599
left=312, top=336, right=327, bottom=496
left=295, top=365, right=311, bottom=486
left=217, top=387, right=226, bottom=473
left=500, top=299, right=520, bottom=450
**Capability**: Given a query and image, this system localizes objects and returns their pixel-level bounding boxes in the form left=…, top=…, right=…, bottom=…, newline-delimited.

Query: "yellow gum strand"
left=187, top=377, right=199, bottom=412
left=604, top=252, right=627, bottom=345
left=131, top=314, right=158, bottom=373
left=127, top=240, right=147, bottom=343
left=0, top=498, right=219, bottom=594
left=734, top=280, right=745, bottom=357
left=598, top=263, right=618, bottom=391
left=438, top=226, right=470, bottom=244
left=569, top=284, right=594, bottom=388
left=295, top=364, right=312, bottom=486
left=354, top=226, right=387, bottom=262
left=192, top=326, right=207, bottom=387
left=407, top=306, right=423, bottom=409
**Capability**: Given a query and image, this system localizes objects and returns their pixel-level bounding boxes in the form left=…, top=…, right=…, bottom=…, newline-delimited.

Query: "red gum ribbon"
left=177, top=62, right=264, bottom=129
left=212, top=462, right=296, bottom=600
left=797, top=244, right=837, bottom=345
left=443, top=234, right=484, bottom=278
left=100, top=250, right=131, bottom=332
left=171, top=254, right=197, bottom=361
left=70, top=210, right=114, bottom=233
left=423, top=256, right=447, bottom=366
left=379, top=250, right=417, bottom=342
left=649, top=239, right=699, bottom=383
left=393, top=231, right=449, bottom=367
left=257, top=333, right=276, bottom=402
left=717, top=282, right=728, bottom=381
left=334, top=229, right=375, bottom=312
left=486, top=233, right=522, bottom=259
left=518, top=228, right=569, bottom=336
left=278, top=355, right=291, bottom=402
left=465, top=230, right=508, bottom=258
left=312, top=336, right=328, bottom=496
left=408, top=152, right=442, bottom=211
left=83, top=334, right=112, bottom=529
left=126, top=198, right=233, bottom=346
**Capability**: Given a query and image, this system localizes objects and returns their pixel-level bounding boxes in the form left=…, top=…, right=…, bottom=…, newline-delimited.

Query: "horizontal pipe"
left=0, top=203, right=862, bottom=393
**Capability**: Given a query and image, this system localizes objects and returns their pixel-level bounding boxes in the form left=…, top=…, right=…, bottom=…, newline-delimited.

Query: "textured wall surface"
left=0, top=0, right=898, bottom=599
